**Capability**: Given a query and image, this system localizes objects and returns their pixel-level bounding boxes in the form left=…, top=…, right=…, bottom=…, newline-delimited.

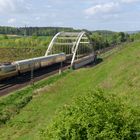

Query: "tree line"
left=0, top=26, right=76, bottom=36
left=0, top=26, right=135, bottom=51
left=90, top=31, right=134, bottom=50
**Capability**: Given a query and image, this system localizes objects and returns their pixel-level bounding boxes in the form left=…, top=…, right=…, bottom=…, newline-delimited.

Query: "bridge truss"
left=45, top=31, right=94, bottom=67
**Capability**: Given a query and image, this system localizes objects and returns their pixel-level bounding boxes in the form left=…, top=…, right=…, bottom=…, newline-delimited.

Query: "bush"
left=15, top=96, right=32, bottom=109
left=0, top=95, right=32, bottom=126
left=46, top=89, right=139, bottom=140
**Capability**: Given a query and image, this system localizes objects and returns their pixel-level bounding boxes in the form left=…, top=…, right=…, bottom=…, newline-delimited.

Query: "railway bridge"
left=45, top=31, right=95, bottom=69
left=0, top=31, right=96, bottom=96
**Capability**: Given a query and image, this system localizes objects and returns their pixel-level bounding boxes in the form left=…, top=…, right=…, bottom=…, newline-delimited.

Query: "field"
left=0, top=41, right=140, bottom=139
left=0, top=35, right=52, bottom=63
left=0, top=32, right=131, bottom=63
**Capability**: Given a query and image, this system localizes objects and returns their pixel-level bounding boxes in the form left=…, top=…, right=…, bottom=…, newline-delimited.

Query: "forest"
left=0, top=26, right=76, bottom=36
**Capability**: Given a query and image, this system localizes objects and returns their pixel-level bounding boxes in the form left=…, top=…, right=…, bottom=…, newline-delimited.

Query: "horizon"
left=0, top=0, right=140, bottom=31
left=0, top=26, right=139, bottom=33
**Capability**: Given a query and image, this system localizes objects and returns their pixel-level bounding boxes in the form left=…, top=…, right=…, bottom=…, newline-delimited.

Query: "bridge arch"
left=45, top=31, right=94, bottom=67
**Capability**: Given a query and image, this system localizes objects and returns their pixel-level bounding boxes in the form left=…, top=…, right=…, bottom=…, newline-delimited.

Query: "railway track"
left=0, top=45, right=119, bottom=97
left=0, top=63, right=70, bottom=97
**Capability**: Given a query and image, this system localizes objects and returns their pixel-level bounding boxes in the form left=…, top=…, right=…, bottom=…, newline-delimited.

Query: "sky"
left=0, top=0, right=140, bottom=31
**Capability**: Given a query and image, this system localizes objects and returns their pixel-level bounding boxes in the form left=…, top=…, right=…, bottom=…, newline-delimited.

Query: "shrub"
left=46, top=89, right=139, bottom=140
left=15, top=96, right=32, bottom=109
left=0, top=95, right=32, bottom=126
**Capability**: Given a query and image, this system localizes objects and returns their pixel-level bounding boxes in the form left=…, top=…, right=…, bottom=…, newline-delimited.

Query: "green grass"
left=131, top=33, right=140, bottom=40
left=0, top=41, right=140, bottom=139
left=0, top=47, right=48, bottom=62
left=0, top=36, right=52, bottom=62
left=0, top=70, right=71, bottom=126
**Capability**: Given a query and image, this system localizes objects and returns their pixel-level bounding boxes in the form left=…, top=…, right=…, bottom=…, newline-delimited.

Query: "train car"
left=13, top=53, right=66, bottom=74
left=0, top=63, right=18, bottom=81
left=39, top=53, right=66, bottom=68
left=72, top=53, right=96, bottom=69
left=0, top=53, right=66, bottom=81
left=13, top=58, right=40, bottom=74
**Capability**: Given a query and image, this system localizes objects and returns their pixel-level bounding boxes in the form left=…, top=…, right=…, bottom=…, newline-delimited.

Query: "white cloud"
left=0, top=0, right=28, bottom=14
left=85, top=2, right=119, bottom=15
left=84, top=0, right=140, bottom=16
left=8, top=18, right=16, bottom=23
left=121, top=0, right=140, bottom=3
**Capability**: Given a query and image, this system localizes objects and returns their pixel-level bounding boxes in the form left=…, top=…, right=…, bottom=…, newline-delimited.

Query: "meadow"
left=0, top=41, right=140, bottom=139
left=0, top=35, right=51, bottom=62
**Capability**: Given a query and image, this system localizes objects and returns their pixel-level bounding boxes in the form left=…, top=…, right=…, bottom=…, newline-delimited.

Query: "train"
left=0, top=53, right=66, bottom=81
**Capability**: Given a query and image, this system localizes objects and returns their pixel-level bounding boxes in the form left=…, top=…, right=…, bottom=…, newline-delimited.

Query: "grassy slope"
left=0, top=41, right=140, bottom=139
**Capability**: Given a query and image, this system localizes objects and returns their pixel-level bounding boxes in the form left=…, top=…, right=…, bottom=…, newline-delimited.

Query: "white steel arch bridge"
left=45, top=31, right=95, bottom=68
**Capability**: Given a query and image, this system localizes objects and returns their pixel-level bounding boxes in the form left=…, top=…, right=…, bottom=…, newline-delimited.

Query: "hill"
left=0, top=41, right=140, bottom=139
left=126, top=31, right=140, bottom=34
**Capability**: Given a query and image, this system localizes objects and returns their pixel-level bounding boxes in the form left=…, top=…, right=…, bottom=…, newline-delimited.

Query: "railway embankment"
left=0, top=41, right=140, bottom=139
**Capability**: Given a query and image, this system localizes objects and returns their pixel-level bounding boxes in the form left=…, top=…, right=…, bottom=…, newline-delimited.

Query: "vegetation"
left=0, top=41, right=140, bottom=139
left=0, top=35, right=51, bottom=48
left=0, top=29, right=132, bottom=63
left=91, top=31, right=133, bottom=50
left=131, top=32, right=140, bottom=40
left=0, top=35, right=52, bottom=62
left=0, top=47, right=47, bottom=62
left=47, top=89, right=138, bottom=140
left=0, top=70, right=71, bottom=126
left=0, top=26, right=77, bottom=36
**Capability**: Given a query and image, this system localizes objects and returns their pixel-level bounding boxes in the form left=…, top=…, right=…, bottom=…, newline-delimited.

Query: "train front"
left=0, top=63, right=17, bottom=81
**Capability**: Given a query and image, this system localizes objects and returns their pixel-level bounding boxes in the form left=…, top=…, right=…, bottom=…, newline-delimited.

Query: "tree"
left=118, top=32, right=126, bottom=42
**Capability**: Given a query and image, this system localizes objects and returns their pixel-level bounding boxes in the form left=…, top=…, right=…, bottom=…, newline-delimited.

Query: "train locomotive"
left=0, top=53, right=66, bottom=81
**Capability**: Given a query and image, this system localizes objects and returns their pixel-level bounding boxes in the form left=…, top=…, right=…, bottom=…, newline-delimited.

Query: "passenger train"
left=0, top=53, right=66, bottom=81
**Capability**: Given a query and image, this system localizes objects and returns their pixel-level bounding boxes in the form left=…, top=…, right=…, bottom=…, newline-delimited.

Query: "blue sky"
left=0, top=0, right=140, bottom=31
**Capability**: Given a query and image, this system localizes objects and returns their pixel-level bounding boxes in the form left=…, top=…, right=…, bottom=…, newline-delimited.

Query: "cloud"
left=0, top=0, right=140, bottom=31
left=121, top=0, right=140, bottom=3
left=85, top=2, right=119, bottom=15
left=0, top=0, right=29, bottom=14
left=84, top=0, right=140, bottom=16
left=8, top=18, right=16, bottom=23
